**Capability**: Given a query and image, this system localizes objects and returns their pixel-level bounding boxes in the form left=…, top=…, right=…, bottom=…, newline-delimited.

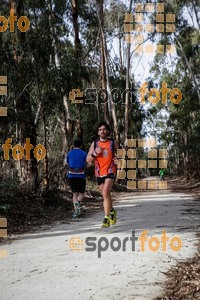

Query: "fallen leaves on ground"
left=157, top=175, right=200, bottom=300
left=157, top=239, right=200, bottom=299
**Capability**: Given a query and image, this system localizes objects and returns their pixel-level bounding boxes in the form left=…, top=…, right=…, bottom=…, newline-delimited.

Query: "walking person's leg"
left=75, top=192, right=84, bottom=216
left=75, top=178, right=86, bottom=216
left=70, top=178, right=84, bottom=218
left=77, top=193, right=84, bottom=202
left=72, top=192, right=80, bottom=217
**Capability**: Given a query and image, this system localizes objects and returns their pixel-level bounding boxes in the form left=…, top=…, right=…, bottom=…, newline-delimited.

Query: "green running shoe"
left=72, top=211, right=79, bottom=218
left=75, top=201, right=81, bottom=216
left=102, top=217, right=110, bottom=228
left=110, top=209, right=117, bottom=225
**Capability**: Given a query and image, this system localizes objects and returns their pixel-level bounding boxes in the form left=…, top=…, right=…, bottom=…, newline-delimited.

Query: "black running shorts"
left=69, top=178, right=86, bottom=193
left=97, top=173, right=116, bottom=186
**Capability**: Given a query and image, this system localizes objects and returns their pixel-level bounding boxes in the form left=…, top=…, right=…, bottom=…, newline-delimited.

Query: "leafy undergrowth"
left=0, top=178, right=127, bottom=238
left=168, top=176, right=200, bottom=196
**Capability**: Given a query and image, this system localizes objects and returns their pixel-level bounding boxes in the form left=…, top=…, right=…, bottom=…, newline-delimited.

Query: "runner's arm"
left=113, top=140, right=119, bottom=164
left=86, top=142, right=96, bottom=163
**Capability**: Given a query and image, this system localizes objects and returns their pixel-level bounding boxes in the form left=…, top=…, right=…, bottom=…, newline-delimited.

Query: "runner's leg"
left=77, top=193, right=84, bottom=202
left=98, top=183, right=104, bottom=193
left=102, top=178, right=113, bottom=216
left=72, top=192, right=78, bottom=211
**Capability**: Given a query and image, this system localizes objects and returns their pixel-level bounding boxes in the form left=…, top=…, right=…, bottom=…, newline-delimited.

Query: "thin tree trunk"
left=11, top=0, right=38, bottom=192
left=99, top=0, right=109, bottom=124
left=176, top=37, right=200, bottom=103
left=48, top=0, right=72, bottom=154
left=124, top=0, right=133, bottom=147
left=118, top=13, right=123, bottom=79
left=103, top=42, right=119, bottom=141
left=192, top=0, right=200, bottom=30
left=71, top=0, right=80, bottom=49
left=124, top=42, right=131, bottom=147
left=43, top=107, right=49, bottom=191
left=97, top=0, right=119, bottom=140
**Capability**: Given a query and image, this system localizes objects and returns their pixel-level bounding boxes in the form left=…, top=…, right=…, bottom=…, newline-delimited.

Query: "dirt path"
left=0, top=190, right=199, bottom=300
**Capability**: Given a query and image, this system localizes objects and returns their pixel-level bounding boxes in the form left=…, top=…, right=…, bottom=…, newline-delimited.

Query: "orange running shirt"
left=94, top=139, right=117, bottom=177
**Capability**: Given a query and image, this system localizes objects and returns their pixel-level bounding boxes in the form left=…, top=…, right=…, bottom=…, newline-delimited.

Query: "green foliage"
left=147, top=0, right=200, bottom=177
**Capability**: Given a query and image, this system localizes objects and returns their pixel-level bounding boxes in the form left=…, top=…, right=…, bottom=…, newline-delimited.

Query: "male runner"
left=87, top=122, right=118, bottom=228
left=66, top=140, right=87, bottom=218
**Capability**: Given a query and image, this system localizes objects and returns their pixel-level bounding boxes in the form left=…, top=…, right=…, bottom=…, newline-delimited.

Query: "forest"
left=0, top=1, right=200, bottom=299
left=0, top=0, right=199, bottom=192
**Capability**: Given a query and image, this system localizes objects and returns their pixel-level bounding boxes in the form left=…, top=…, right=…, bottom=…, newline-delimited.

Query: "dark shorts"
left=69, top=178, right=86, bottom=193
left=97, top=173, right=116, bottom=186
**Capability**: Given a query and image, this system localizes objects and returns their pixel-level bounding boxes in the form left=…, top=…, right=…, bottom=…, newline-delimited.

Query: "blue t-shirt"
left=66, top=148, right=87, bottom=178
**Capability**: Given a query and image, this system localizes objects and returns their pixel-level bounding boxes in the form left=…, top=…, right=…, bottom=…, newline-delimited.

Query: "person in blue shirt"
left=66, top=140, right=87, bottom=218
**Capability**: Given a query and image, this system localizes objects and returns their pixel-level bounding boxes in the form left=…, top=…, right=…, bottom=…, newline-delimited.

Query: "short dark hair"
left=97, top=121, right=110, bottom=133
left=74, top=140, right=83, bottom=148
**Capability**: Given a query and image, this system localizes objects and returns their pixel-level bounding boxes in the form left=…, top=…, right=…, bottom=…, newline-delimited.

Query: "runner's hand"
left=95, top=146, right=103, bottom=154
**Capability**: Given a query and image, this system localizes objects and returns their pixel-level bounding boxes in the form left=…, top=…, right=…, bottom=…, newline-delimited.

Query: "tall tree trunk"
left=176, top=37, right=200, bottom=103
left=124, top=0, right=133, bottom=147
left=99, top=0, right=109, bottom=124
left=43, top=107, right=49, bottom=191
left=192, top=0, right=200, bottom=30
left=71, top=0, right=84, bottom=138
left=124, top=42, right=131, bottom=147
left=11, top=0, right=38, bottom=192
left=71, top=0, right=80, bottom=50
left=48, top=0, right=60, bottom=67
left=103, top=42, right=119, bottom=141
left=48, top=0, right=72, bottom=154
left=118, top=13, right=123, bottom=79
left=97, top=0, right=119, bottom=141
